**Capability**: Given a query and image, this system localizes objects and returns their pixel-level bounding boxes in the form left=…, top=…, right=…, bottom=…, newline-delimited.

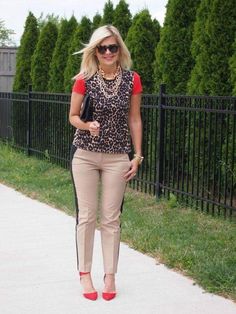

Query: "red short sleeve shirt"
left=132, top=71, right=142, bottom=94
left=72, top=71, right=142, bottom=95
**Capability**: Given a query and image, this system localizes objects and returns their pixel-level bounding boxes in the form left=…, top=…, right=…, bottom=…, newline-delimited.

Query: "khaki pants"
left=71, top=148, right=131, bottom=274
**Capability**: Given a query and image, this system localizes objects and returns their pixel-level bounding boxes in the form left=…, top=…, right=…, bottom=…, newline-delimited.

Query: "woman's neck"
left=99, top=65, right=120, bottom=80
left=100, top=64, right=117, bottom=75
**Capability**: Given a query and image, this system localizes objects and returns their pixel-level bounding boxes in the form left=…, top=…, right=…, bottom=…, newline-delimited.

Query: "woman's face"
left=95, top=36, right=120, bottom=69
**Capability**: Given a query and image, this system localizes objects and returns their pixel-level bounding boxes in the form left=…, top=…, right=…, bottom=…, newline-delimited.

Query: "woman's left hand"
left=123, top=158, right=139, bottom=182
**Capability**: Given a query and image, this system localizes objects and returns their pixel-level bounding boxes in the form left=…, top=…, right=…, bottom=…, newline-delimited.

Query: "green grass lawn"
left=0, top=142, right=235, bottom=301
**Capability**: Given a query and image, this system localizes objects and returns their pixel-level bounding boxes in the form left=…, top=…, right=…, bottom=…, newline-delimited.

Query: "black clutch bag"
left=80, top=94, right=93, bottom=122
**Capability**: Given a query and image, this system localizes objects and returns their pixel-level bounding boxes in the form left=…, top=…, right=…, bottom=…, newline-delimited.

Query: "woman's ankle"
left=80, top=272, right=96, bottom=293
left=104, top=274, right=116, bottom=292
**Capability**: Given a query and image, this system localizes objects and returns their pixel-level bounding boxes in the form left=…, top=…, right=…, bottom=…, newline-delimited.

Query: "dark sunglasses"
left=96, top=44, right=119, bottom=54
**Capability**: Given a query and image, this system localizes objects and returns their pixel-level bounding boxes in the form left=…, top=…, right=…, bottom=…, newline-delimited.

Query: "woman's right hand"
left=88, top=121, right=100, bottom=136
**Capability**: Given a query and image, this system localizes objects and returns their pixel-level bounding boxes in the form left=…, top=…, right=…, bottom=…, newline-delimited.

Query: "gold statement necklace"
left=97, top=65, right=122, bottom=98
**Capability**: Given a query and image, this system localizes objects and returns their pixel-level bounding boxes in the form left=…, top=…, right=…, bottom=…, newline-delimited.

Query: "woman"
left=69, top=25, right=143, bottom=301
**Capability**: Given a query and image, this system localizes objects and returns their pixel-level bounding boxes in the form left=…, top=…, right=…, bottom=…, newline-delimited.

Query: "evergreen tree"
left=12, top=13, right=39, bottom=148
left=229, top=37, right=236, bottom=96
left=186, top=0, right=236, bottom=199
left=101, top=0, right=114, bottom=25
left=64, top=17, right=92, bottom=92
left=13, top=12, right=39, bottom=92
left=205, top=0, right=236, bottom=95
left=188, top=0, right=236, bottom=95
left=187, top=0, right=212, bottom=94
left=126, top=10, right=160, bottom=93
left=152, top=18, right=161, bottom=43
left=48, top=16, right=78, bottom=92
left=92, top=13, right=102, bottom=32
left=113, top=0, right=132, bottom=39
left=37, top=13, right=61, bottom=31
left=31, top=21, right=58, bottom=91
left=154, top=0, right=201, bottom=94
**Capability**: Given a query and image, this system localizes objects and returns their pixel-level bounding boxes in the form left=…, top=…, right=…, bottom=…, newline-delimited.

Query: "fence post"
left=156, top=84, right=166, bottom=198
left=26, top=84, right=32, bottom=156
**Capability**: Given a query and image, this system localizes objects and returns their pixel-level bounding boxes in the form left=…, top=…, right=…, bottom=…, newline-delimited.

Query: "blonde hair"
left=73, top=25, right=132, bottom=79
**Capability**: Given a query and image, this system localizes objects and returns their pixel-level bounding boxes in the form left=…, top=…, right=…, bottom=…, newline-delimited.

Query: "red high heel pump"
left=79, top=272, right=98, bottom=301
left=102, top=274, right=116, bottom=301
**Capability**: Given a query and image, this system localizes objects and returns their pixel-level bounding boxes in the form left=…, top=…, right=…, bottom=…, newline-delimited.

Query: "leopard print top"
left=72, top=70, right=134, bottom=154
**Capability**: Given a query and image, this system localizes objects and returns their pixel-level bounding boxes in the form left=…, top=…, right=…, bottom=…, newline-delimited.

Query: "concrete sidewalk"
left=0, top=183, right=235, bottom=314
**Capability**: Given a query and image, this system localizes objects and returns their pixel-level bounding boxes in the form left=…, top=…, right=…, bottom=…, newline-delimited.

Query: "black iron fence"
left=0, top=85, right=235, bottom=218
left=158, top=86, right=236, bottom=218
